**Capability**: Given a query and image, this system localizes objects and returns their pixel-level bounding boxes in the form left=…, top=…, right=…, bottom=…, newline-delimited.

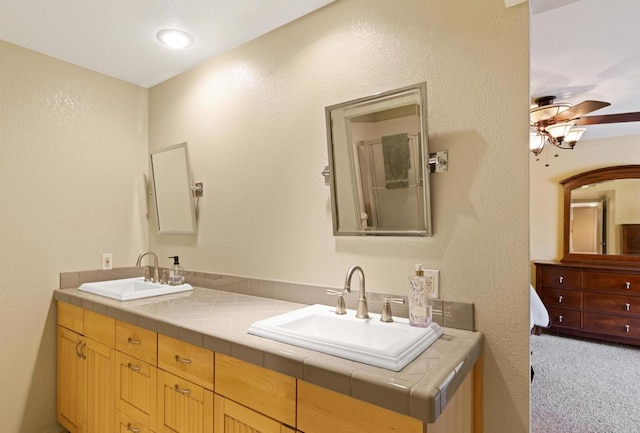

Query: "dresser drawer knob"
left=558, top=295, right=563, bottom=303
left=626, top=303, right=631, bottom=311
left=558, top=315, right=563, bottom=323
left=625, top=282, right=631, bottom=290
left=625, top=324, right=630, bottom=333
left=127, top=337, right=141, bottom=345
left=559, top=276, right=564, bottom=284
left=127, top=423, right=140, bottom=433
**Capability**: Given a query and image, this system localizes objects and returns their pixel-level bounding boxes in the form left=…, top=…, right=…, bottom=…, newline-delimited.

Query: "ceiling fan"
left=529, top=95, right=640, bottom=158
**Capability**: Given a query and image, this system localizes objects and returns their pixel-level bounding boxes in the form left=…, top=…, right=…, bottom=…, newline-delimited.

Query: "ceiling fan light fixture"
left=564, top=127, right=586, bottom=144
left=156, top=29, right=194, bottom=49
left=530, top=103, right=571, bottom=124
left=546, top=122, right=574, bottom=139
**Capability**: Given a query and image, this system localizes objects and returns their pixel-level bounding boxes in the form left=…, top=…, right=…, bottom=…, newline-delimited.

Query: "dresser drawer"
left=583, top=271, right=640, bottom=294
left=583, top=292, right=640, bottom=316
left=116, top=409, right=151, bottom=433
left=542, top=268, right=581, bottom=289
left=116, top=321, right=157, bottom=365
left=158, top=335, right=214, bottom=390
left=583, top=312, right=640, bottom=338
left=547, top=307, right=581, bottom=328
left=58, top=302, right=84, bottom=334
left=542, top=288, right=582, bottom=309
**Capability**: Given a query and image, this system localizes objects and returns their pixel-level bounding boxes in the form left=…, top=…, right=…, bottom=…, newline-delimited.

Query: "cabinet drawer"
left=58, top=302, right=84, bottom=334
left=584, top=271, right=640, bottom=294
left=584, top=292, right=640, bottom=315
left=547, top=307, right=581, bottom=328
left=584, top=312, right=640, bottom=338
left=542, top=288, right=582, bottom=309
left=84, top=309, right=115, bottom=347
left=116, top=409, right=151, bottom=433
left=115, top=352, right=157, bottom=431
left=116, top=321, right=157, bottom=365
left=158, top=335, right=213, bottom=390
left=215, top=353, right=296, bottom=427
left=542, top=268, right=581, bottom=289
left=157, top=369, right=214, bottom=433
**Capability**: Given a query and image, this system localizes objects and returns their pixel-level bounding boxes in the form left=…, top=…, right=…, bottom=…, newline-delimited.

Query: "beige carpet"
left=530, top=333, right=640, bottom=433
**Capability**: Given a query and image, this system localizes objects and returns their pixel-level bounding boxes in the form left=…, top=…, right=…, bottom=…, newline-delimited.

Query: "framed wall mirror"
left=150, top=142, right=198, bottom=234
left=325, top=82, right=432, bottom=236
left=561, top=165, right=640, bottom=263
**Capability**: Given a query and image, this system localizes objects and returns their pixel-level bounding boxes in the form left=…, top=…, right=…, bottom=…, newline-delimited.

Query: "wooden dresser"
left=535, top=261, right=640, bottom=346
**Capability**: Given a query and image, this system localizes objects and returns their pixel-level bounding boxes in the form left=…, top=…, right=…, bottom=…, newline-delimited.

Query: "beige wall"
left=530, top=134, right=640, bottom=265
left=149, top=1, right=530, bottom=432
left=0, top=40, right=149, bottom=432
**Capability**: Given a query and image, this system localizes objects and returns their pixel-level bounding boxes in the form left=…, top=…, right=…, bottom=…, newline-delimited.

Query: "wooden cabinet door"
left=157, top=369, right=213, bottom=433
left=84, top=337, right=115, bottom=433
left=213, top=394, right=295, bottom=433
left=57, top=326, right=86, bottom=433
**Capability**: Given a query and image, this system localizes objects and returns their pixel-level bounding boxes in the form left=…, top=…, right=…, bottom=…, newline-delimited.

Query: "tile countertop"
left=53, top=286, right=483, bottom=423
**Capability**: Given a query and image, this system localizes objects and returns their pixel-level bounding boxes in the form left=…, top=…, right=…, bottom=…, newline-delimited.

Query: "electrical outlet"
left=102, top=253, right=112, bottom=270
left=424, top=269, right=440, bottom=298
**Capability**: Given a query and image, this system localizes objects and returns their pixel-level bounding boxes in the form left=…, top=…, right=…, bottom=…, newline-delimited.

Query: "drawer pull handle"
left=175, top=355, right=192, bottom=364
left=626, top=303, right=631, bottom=311
left=127, top=423, right=140, bottom=433
left=127, top=337, right=141, bottom=345
left=558, top=295, right=563, bottom=303
left=558, top=315, right=563, bottom=323
left=127, top=363, right=141, bottom=372
left=625, top=324, right=630, bottom=333
left=559, top=276, right=564, bottom=284
left=626, top=282, right=631, bottom=290
left=174, top=384, right=191, bottom=395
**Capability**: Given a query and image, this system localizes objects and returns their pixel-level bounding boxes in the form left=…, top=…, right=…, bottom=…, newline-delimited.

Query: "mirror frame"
left=325, top=82, right=432, bottom=236
left=561, top=164, right=640, bottom=264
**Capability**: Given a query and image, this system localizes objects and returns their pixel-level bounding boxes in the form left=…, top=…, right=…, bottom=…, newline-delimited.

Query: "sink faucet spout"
left=344, top=265, right=368, bottom=319
left=136, top=251, right=159, bottom=283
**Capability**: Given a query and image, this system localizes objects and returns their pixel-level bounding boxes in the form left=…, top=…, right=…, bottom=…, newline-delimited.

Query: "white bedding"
left=530, top=285, right=550, bottom=330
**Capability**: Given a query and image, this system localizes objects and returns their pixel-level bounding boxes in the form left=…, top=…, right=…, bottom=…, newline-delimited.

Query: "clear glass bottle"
left=168, top=256, right=184, bottom=285
left=409, top=264, right=432, bottom=327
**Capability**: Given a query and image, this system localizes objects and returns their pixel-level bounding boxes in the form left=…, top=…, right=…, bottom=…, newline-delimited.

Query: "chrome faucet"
left=135, top=251, right=159, bottom=283
left=344, top=265, right=368, bottom=319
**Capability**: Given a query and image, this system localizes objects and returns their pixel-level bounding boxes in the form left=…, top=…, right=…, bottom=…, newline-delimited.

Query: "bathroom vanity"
left=54, top=282, right=482, bottom=433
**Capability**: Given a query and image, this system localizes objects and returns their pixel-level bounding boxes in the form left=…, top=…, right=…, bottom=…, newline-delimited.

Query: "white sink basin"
left=248, top=304, right=443, bottom=371
left=78, top=277, right=193, bottom=301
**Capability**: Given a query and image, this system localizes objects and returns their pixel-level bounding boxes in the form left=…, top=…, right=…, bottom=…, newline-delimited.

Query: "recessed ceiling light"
left=156, top=29, right=194, bottom=49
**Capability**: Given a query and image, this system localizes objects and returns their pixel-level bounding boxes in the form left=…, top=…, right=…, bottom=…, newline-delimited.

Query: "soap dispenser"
left=408, top=264, right=432, bottom=327
left=168, top=256, right=184, bottom=285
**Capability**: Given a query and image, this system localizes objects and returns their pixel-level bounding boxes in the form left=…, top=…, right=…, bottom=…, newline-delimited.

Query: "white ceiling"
left=0, top=0, right=335, bottom=88
left=531, top=0, right=640, bottom=140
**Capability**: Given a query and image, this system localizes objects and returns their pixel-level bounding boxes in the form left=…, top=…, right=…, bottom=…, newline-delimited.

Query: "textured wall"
left=530, top=134, right=640, bottom=266
left=149, top=0, right=530, bottom=431
left=0, top=40, right=148, bottom=432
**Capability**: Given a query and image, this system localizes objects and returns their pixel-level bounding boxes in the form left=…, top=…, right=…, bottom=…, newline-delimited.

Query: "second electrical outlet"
left=424, top=269, right=440, bottom=299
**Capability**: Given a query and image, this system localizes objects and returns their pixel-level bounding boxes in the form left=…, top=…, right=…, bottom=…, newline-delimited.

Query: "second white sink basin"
left=78, top=277, right=193, bottom=301
left=248, top=304, right=443, bottom=371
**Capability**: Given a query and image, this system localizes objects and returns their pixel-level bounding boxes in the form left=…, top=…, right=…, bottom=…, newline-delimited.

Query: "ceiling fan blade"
left=573, top=111, right=640, bottom=125
left=553, top=100, right=611, bottom=122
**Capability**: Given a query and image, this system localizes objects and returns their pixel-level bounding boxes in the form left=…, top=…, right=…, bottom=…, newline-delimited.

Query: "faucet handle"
left=326, top=289, right=347, bottom=315
left=381, top=297, right=405, bottom=323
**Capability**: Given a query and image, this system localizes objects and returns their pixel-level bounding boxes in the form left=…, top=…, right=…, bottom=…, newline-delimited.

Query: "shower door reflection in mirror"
left=326, top=83, right=431, bottom=236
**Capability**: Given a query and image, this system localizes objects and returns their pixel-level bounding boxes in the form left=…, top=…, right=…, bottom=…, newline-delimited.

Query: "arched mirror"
left=561, top=165, right=640, bottom=263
